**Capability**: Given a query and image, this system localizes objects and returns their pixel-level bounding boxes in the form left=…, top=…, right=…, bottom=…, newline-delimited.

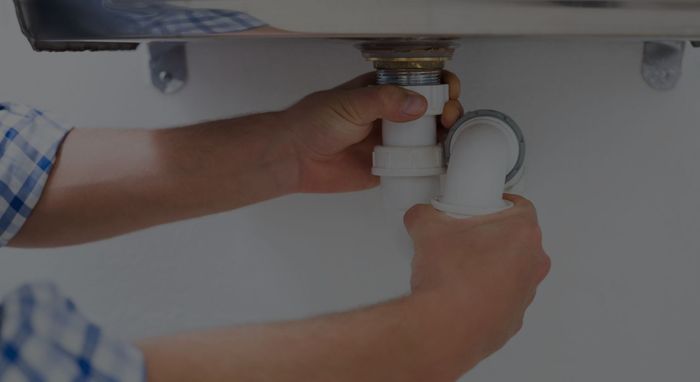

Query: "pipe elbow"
left=433, top=111, right=524, bottom=217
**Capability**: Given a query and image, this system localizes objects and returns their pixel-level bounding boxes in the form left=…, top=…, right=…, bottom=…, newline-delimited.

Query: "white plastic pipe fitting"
left=372, top=84, right=450, bottom=210
left=432, top=110, right=525, bottom=217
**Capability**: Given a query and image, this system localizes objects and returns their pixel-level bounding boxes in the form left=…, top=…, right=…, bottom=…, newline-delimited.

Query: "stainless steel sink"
left=15, top=1, right=695, bottom=93
left=13, top=0, right=700, bottom=51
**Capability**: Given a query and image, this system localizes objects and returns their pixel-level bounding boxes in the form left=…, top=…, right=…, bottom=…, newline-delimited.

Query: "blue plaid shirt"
left=0, top=284, right=144, bottom=382
left=0, top=104, right=144, bottom=381
left=0, top=104, right=68, bottom=247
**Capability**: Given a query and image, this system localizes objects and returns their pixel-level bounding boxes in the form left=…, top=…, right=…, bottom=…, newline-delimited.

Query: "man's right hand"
left=404, top=194, right=551, bottom=375
left=139, top=195, right=549, bottom=382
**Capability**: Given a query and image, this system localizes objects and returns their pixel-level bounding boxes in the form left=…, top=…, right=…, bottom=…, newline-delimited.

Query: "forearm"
left=139, top=295, right=480, bottom=382
left=10, top=112, right=299, bottom=247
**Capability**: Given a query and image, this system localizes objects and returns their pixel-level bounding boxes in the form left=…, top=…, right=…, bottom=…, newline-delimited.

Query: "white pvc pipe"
left=433, top=118, right=520, bottom=216
left=380, top=176, right=441, bottom=210
left=373, top=84, right=449, bottom=212
left=379, top=115, right=439, bottom=209
left=382, top=116, right=436, bottom=146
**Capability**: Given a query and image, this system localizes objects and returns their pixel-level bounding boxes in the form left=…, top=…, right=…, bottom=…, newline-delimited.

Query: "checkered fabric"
left=0, top=283, right=145, bottom=381
left=0, top=104, right=144, bottom=380
left=0, top=103, right=71, bottom=247
left=105, top=1, right=267, bottom=36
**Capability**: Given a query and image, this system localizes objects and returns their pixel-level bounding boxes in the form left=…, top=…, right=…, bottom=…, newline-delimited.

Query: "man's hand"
left=404, top=194, right=551, bottom=378
left=140, top=195, right=550, bottom=382
left=282, top=72, right=463, bottom=193
left=11, top=72, right=461, bottom=247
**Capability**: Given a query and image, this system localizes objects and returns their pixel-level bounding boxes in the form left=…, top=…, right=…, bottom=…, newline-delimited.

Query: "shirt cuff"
left=0, top=283, right=145, bottom=381
left=0, top=103, right=72, bottom=247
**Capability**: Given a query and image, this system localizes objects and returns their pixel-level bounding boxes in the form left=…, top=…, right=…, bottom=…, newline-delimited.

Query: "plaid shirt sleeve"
left=0, top=104, right=145, bottom=380
left=0, top=283, right=145, bottom=381
left=0, top=103, right=70, bottom=247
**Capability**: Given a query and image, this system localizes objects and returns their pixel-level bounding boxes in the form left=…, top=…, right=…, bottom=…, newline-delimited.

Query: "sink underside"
left=14, top=0, right=700, bottom=51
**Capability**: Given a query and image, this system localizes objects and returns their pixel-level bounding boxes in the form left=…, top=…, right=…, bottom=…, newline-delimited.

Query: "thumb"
left=403, top=204, right=446, bottom=235
left=331, top=85, right=428, bottom=125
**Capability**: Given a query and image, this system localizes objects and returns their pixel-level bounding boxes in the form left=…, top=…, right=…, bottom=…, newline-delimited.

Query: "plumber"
left=0, top=72, right=550, bottom=381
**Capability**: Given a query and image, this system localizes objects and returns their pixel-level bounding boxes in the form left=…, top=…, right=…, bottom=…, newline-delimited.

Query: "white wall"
left=2, top=3, right=700, bottom=381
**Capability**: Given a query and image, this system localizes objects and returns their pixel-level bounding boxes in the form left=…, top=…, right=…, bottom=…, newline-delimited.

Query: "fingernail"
left=402, top=94, right=426, bottom=116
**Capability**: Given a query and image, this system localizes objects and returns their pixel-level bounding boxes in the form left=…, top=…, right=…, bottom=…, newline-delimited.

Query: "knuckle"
left=512, top=318, right=524, bottom=335
left=305, top=90, right=331, bottom=105
left=301, top=90, right=343, bottom=117
left=324, top=90, right=363, bottom=123
left=519, top=197, right=536, bottom=212
left=538, top=253, right=552, bottom=279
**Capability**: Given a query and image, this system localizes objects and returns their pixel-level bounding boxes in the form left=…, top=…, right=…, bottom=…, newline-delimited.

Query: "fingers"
left=502, top=194, right=549, bottom=286
left=441, top=71, right=464, bottom=128
left=441, top=99, right=464, bottom=128
left=465, top=194, right=534, bottom=225
left=526, top=253, right=551, bottom=307
left=403, top=204, right=443, bottom=234
left=502, top=193, right=535, bottom=210
left=334, top=72, right=377, bottom=90
left=535, top=251, right=552, bottom=285
left=526, top=289, right=538, bottom=307
left=403, top=203, right=472, bottom=236
left=404, top=204, right=432, bottom=233
left=502, top=194, right=541, bottom=229
left=330, top=85, right=428, bottom=126
left=334, top=71, right=463, bottom=127
left=443, top=70, right=461, bottom=100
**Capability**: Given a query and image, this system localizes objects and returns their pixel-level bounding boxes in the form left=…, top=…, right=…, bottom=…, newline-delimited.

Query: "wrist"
left=257, top=111, right=303, bottom=195
left=405, top=291, right=488, bottom=379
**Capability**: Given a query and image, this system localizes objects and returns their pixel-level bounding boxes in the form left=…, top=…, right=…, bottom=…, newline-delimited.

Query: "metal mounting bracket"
left=148, top=42, right=188, bottom=94
left=642, top=41, right=685, bottom=91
